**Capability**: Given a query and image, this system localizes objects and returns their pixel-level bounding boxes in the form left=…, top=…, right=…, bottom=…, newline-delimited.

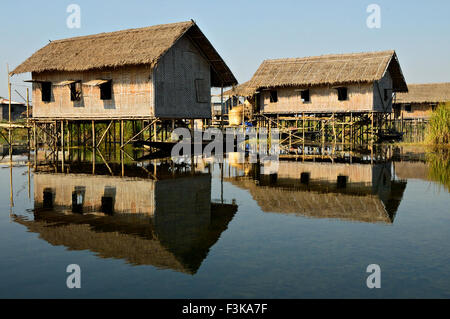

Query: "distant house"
left=393, top=83, right=450, bottom=120
left=227, top=50, right=408, bottom=115
left=0, top=97, right=26, bottom=121
left=11, top=21, right=237, bottom=121
left=211, top=95, right=241, bottom=118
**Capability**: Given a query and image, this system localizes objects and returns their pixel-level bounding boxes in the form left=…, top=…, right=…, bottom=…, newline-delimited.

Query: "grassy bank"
left=425, top=102, right=450, bottom=145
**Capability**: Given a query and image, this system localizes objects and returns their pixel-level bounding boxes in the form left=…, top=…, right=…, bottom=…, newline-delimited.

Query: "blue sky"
left=1, top=0, right=449, bottom=101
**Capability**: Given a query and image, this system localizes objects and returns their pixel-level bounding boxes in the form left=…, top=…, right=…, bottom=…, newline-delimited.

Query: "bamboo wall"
left=32, top=65, right=154, bottom=119
left=373, top=71, right=394, bottom=113
left=154, top=36, right=212, bottom=119
left=259, top=72, right=393, bottom=114
left=394, top=103, right=434, bottom=119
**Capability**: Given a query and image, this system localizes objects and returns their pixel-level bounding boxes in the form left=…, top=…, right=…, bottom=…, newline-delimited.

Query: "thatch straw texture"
left=231, top=50, right=407, bottom=96
left=14, top=213, right=191, bottom=272
left=395, top=83, right=450, bottom=104
left=223, top=81, right=257, bottom=97
left=12, top=21, right=237, bottom=87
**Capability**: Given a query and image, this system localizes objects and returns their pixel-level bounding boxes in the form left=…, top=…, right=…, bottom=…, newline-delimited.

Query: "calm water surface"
left=0, top=145, right=449, bottom=298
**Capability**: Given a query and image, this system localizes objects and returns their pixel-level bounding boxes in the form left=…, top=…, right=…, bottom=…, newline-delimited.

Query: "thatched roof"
left=223, top=81, right=256, bottom=97
left=395, top=83, right=450, bottom=104
left=12, top=21, right=237, bottom=87
left=228, top=50, right=407, bottom=96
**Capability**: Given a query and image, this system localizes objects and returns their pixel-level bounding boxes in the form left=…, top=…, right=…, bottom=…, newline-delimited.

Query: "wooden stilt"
left=92, top=120, right=96, bottom=149
left=61, top=120, right=65, bottom=172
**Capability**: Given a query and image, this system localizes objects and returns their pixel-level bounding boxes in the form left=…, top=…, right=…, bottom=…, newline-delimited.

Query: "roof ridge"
left=407, top=82, right=450, bottom=86
left=51, top=20, right=194, bottom=44
left=262, top=50, right=396, bottom=63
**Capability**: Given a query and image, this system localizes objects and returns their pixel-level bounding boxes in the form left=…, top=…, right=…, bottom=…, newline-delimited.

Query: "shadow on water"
left=4, top=142, right=448, bottom=274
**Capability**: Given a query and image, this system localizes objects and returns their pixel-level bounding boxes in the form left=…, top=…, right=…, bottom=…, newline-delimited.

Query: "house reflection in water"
left=15, top=169, right=237, bottom=274
left=228, top=159, right=407, bottom=224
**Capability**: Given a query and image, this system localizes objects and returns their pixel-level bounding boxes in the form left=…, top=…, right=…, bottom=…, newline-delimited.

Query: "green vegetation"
left=425, top=103, right=450, bottom=145
left=0, top=128, right=29, bottom=144
left=426, top=148, right=450, bottom=191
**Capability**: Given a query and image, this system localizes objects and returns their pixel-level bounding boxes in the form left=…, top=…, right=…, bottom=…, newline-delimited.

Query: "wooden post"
left=26, top=88, right=31, bottom=149
left=321, top=120, right=325, bottom=145
left=33, top=122, right=37, bottom=167
left=190, top=119, right=195, bottom=143
left=120, top=120, right=124, bottom=177
left=92, top=120, right=96, bottom=149
left=120, top=120, right=124, bottom=147
left=241, top=97, right=245, bottom=132
left=401, top=112, right=404, bottom=133
left=371, top=112, right=374, bottom=144
left=171, top=119, right=175, bottom=141
left=220, top=85, right=224, bottom=131
left=8, top=76, right=12, bottom=147
left=302, top=112, right=305, bottom=159
left=61, top=120, right=65, bottom=172
left=67, top=121, right=71, bottom=148
left=350, top=112, right=353, bottom=144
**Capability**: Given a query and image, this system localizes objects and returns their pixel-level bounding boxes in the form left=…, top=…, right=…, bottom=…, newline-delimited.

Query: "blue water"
left=0, top=149, right=449, bottom=299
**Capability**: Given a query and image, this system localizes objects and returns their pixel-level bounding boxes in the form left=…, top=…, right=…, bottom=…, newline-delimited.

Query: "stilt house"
left=393, top=82, right=450, bottom=120
left=227, top=50, right=408, bottom=115
left=11, top=21, right=237, bottom=120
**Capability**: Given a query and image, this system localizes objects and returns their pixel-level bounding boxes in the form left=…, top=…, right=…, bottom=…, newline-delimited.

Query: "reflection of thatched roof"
left=237, top=50, right=407, bottom=95
left=395, top=83, right=450, bottom=104
left=14, top=213, right=189, bottom=271
left=14, top=202, right=237, bottom=274
left=12, top=21, right=237, bottom=87
left=229, top=178, right=405, bottom=224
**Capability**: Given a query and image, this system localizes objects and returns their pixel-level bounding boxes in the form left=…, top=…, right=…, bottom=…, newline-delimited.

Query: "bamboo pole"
left=92, top=120, right=96, bottom=149
left=220, top=85, right=224, bottom=131
left=120, top=120, right=124, bottom=147
left=33, top=122, right=37, bottom=167
left=371, top=112, right=374, bottom=144
left=8, top=69, right=12, bottom=148
left=97, top=120, right=114, bottom=148
left=61, top=120, right=64, bottom=172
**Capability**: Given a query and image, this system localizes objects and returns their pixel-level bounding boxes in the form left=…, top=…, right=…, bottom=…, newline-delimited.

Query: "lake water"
left=0, top=145, right=449, bottom=298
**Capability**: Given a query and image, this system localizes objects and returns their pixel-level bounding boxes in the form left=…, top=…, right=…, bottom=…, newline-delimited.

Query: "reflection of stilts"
left=9, top=144, right=14, bottom=209
left=28, top=150, right=31, bottom=200
left=221, top=162, right=224, bottom=204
